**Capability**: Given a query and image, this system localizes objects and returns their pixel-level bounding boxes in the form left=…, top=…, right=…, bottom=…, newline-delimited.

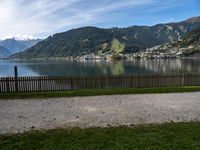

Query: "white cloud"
left=0, top=34, right=34, bottom=40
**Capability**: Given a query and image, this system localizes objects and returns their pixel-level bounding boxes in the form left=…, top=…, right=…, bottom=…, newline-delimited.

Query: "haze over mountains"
left=0, top=38, right=41, bottom=58
left=0, top=46, right=12, bottom=58
left=9, top=16, right=200, bottom=59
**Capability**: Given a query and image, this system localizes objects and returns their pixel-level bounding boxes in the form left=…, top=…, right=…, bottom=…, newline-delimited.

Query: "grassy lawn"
left=0, top=86, right=200, bottom=99
left=0, top=122, right=200, bottom=149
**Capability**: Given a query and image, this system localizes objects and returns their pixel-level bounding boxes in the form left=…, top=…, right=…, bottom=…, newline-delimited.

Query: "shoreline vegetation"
left=0, top=122, right=200, bottom=149
left=0, top=86, right=200, bottom=99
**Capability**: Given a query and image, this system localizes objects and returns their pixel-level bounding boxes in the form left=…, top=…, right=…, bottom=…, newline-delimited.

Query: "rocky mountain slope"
left=131, top=26, right=200, bottom=59
left=11, top=16, right=200, bottom=59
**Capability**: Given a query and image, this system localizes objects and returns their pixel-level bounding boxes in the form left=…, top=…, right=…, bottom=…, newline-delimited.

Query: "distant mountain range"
left=0, top=38, right=41, bottom=56
left=0, top=46, right=12, bottom=58
left=11, top=16, right=200, bottom=59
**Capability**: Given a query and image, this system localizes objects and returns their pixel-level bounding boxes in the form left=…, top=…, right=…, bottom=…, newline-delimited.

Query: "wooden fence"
left=0, top=74, right=200, bottom=93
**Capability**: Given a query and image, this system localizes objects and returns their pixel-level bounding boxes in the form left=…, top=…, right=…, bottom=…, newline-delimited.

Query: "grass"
left=0, top=86, right=200, bottom=100
left=0, top=122, right=200, bottom=149
left=111, top=39, right=125, bottom=54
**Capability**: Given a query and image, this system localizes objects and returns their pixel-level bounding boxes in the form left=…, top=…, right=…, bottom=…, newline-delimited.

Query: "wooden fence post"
left=39, top=76, right=42, bottom=91
left=6, top=77, right=10, bottom=92
left=100, top=77, right=103, bottom=89
left=71, top=78, right=73, bottom=90
left=0, top=77, right=1, bottom=93
left=181, top=73, right=185, bottom=86
left=14, top=66, right=18, bottom=92
left=0, top=77, right=3, bottom=93
left=85, top=77, right=87, bottom=89
left=187, top=74, right=190, bottom=86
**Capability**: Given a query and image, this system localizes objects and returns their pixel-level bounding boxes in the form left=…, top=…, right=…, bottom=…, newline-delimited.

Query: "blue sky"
left=0, top=0, right=199, bottom=40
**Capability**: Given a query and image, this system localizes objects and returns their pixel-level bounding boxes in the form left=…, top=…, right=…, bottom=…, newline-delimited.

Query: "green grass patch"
left=0, top=122, right=200, bottom=149
left=97, top=50, right=103, bottom=55
left=111, top=39, right=125, bottom=54
left=0, top=86, right=200, bottom=100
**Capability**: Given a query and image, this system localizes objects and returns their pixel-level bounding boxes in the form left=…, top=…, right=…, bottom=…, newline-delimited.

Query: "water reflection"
left=111, top=61, right=125, bottom=75
left=127, top=59, right=200, bottom=74
left=0, top=58, right=200, bottom=77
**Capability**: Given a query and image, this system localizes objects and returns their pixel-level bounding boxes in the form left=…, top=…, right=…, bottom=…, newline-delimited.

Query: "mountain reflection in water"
left=0, top=58, right=200, bottom=77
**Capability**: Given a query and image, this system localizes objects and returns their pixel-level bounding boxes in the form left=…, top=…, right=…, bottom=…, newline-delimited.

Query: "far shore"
left=1, top=55, right=200, bottom=62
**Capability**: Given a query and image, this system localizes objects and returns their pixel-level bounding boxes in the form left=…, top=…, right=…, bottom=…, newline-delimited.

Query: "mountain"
left=17, top=39, right=42, bottom=49
left=130, top=26, right=200, bottom=58
left=0, top=46, right=12, bottom=58
left=0, top=39, right=41, bottom=55
left=11, top=16, right=200, bottom=59
left=0, top=39, right=26, bottom=54
left=179, top=26, right=200, bottom=48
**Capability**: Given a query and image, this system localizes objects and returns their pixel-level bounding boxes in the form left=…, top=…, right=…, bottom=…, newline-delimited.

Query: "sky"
left=0, top=0, right=199, bottom=40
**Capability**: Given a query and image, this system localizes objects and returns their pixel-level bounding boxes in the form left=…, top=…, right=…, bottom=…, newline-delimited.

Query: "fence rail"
left=0, top=74, right=200, bottom=93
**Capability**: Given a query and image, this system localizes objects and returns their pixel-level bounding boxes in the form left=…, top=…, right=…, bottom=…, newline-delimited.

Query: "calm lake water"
left=0, top=59, right=200, bottom=77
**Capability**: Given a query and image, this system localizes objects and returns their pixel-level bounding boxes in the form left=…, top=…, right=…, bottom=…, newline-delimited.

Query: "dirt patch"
left=0, top=92, right=200, bottom=134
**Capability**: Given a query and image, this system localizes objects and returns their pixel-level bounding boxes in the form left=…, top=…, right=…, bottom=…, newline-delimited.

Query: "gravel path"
left=0, top=92, right=200, bottom=134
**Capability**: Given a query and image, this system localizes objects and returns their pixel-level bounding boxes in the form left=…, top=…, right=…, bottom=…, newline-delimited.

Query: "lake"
left=0, top=59, right=200, bottom=77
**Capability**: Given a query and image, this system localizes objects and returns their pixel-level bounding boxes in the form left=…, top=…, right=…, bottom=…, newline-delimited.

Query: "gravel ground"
left=0, top=92, right=200, bottom=134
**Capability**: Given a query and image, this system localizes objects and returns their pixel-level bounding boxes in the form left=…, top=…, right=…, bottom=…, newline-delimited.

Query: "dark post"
left=14, top=66, right=18, bottom=92
left=110, top=76, right=112, bottom=88
left=6, top=77, right=10, bottom=92
left=0, top=77, right=1, bottom=93
left=130, top=76, right=133, bottom=88
left=39, top=76, right=42, bottom=91
left=100, top=77, right=103, bottom=89
left=94, top=76, right=97, bottom=89
left=181, top=73, right=184, bottom=86
left=85, top=77, right=87, bottom=89
left=71, top=78, right=73, bottom=90
left=187, top=73, right=190, bottom=86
